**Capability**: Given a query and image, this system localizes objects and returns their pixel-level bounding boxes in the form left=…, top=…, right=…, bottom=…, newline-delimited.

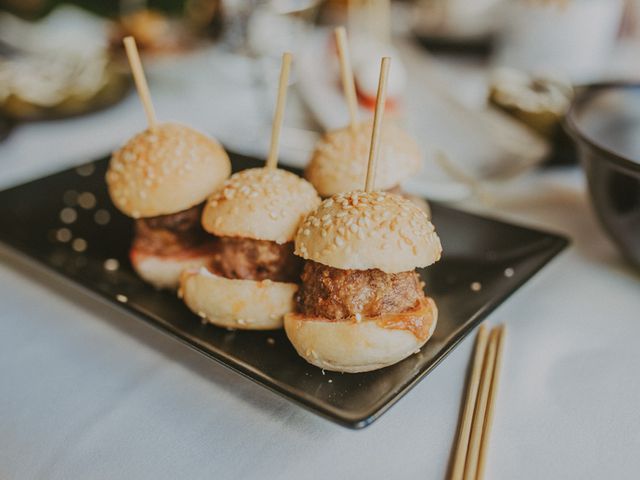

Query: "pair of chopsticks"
left=450, top=325, right=506, bottom=480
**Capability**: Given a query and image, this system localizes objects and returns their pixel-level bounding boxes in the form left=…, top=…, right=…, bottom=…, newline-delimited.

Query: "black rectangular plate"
left=0, top=153, right=568, bottom=428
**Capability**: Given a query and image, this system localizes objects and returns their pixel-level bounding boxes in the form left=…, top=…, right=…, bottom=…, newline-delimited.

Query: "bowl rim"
left=564, top=81, right=640, bottom=175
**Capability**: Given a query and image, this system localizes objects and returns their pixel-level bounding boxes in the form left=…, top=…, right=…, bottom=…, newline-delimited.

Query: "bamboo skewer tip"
left=334, top=26, right=358, bottom=132
left=364, top=56, right=390, bottom=192
left=123, top=36, right=157, bottom=130
left=265, top=52, right=293, bottom=170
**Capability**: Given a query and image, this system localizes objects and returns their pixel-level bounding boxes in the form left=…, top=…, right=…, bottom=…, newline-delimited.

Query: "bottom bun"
left=180, top=267, right=298, bottom=330
left=284, top=297, right=437, bottom=373
left=130, top=248, right=214, bottom=290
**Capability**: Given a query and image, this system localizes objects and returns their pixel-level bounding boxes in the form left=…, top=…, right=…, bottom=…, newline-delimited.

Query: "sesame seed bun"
left=406, top=193, right=431, bottom=218
left=202, top=168, right=321, bottom=244
left=107, top=123, right=231, bottom=218
left=179, top=267, right=298, bottom=330
left=294, top=191, right=441, bottom=273
left=284, top=297, right=437, bottom=373
left=305, top=121, right=422, bottom=197
left=130, top=248, right=215, bottom=290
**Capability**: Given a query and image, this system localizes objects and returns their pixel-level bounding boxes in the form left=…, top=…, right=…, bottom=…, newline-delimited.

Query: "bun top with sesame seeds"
left=305, top=121, right=422, bottom=197
left=294, top=190, right=441, bottom=273
left=202, top=168, right=321, bottom=244
left=106, top=123, right=231, bottom=218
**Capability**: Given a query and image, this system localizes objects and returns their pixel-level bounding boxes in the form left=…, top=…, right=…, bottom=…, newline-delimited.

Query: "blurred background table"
left=1, top=1, right=640, bottom=479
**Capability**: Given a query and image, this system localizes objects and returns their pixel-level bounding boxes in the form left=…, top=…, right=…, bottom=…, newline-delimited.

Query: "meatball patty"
left=133, top=203, right=212, bottom=256
left=208, top=237, right=302, bottom=283
left=297, top=260, right=425, bottom=320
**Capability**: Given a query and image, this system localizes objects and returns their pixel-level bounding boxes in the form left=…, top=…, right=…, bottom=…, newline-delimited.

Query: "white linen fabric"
left=1, top=44, right=640, bottom=480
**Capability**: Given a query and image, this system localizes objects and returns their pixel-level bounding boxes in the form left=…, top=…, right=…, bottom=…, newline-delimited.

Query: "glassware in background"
left=492, top=0, right=625, bottom=84
left=220, top=0, right=320, bottom=56
left=232, top=0, right=321, bottom=135
left=411, top=0, right=506, bottom=47
left=218, top=0, right=264, bottom=54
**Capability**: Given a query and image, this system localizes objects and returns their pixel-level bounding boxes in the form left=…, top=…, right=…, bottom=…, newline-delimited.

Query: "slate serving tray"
left=0, top=152, right=568, bottom=428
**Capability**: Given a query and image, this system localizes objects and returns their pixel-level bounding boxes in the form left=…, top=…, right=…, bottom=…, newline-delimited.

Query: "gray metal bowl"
left=565, top=83, right=640, bottom=268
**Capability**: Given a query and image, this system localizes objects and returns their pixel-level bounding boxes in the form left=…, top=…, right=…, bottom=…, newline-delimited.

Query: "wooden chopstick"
left=476, top=326, right=506, bottom=480
left=450, top=325, right=506, bottom=480
left=450, top=325, right=489, bottom=480
left=464, top=328, right=499, bottom=479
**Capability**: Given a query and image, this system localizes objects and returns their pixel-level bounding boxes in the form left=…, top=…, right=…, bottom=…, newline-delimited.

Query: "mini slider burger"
left=306, top=120, right=422, bottom=199
left=307, top=28, right=428, bottom=215
left=106, top=37, right=230, bottom=289
left=285, top=57, right=442, bottom=373
left=180, top=53, right=321, bottom=330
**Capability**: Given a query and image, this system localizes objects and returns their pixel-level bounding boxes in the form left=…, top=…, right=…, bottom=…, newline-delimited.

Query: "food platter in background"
left=0, top=6, right=133, bottom=126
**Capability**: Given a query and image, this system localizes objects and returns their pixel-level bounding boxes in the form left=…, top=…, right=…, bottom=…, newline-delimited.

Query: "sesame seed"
left=93, top=208, right=111, bottom=225
left=72, top=238, right=87, bottom=252
left=76, top=164, right=95, bottom=177
left=56, top=228, right=72, bottom=243
left=104, top=258, right=119, bottom=271
left=60, top=208, right=77, bottom=224
left=78, top=192, right=96, bottom=209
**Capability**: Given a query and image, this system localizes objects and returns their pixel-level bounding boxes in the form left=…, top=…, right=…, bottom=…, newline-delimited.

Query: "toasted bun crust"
left=202, top=168, right=321, bottom=244
left=179, top=267, right=298, bottom=330
left=305, top=121, right=421, bottom=197
left=130, top=249, right=214, bottom=290
left=406, top=193, right=431, bottom=218
left=107, top=123, right=231, bottom=218
left=284, top=297, right=437, bottom=373
left=295, top=191, right=441, bottom=273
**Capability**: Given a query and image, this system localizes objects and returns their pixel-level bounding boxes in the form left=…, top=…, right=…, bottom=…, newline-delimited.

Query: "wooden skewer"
left=123, top=36, right=157, bottom=130
left=450, top=325, right=489, bottom=480
left=334, top=26, right=359, bottom=132
left=377, top=0, right=392, bottom=44
left=463, top=327, right=499, bottom=480
left=364, top=56, right=390, bottom=192
left=265, top=52, right=293, bottom=170
left=476, top=326, right=506, bottom=480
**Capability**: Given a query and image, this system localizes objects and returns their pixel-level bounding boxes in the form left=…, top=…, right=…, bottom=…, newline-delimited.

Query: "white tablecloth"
left=1, top=48, right=639, bottom=480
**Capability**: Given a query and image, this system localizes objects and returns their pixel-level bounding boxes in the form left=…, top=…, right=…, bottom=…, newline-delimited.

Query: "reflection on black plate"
left=0, top=153, right=568, bottom=428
